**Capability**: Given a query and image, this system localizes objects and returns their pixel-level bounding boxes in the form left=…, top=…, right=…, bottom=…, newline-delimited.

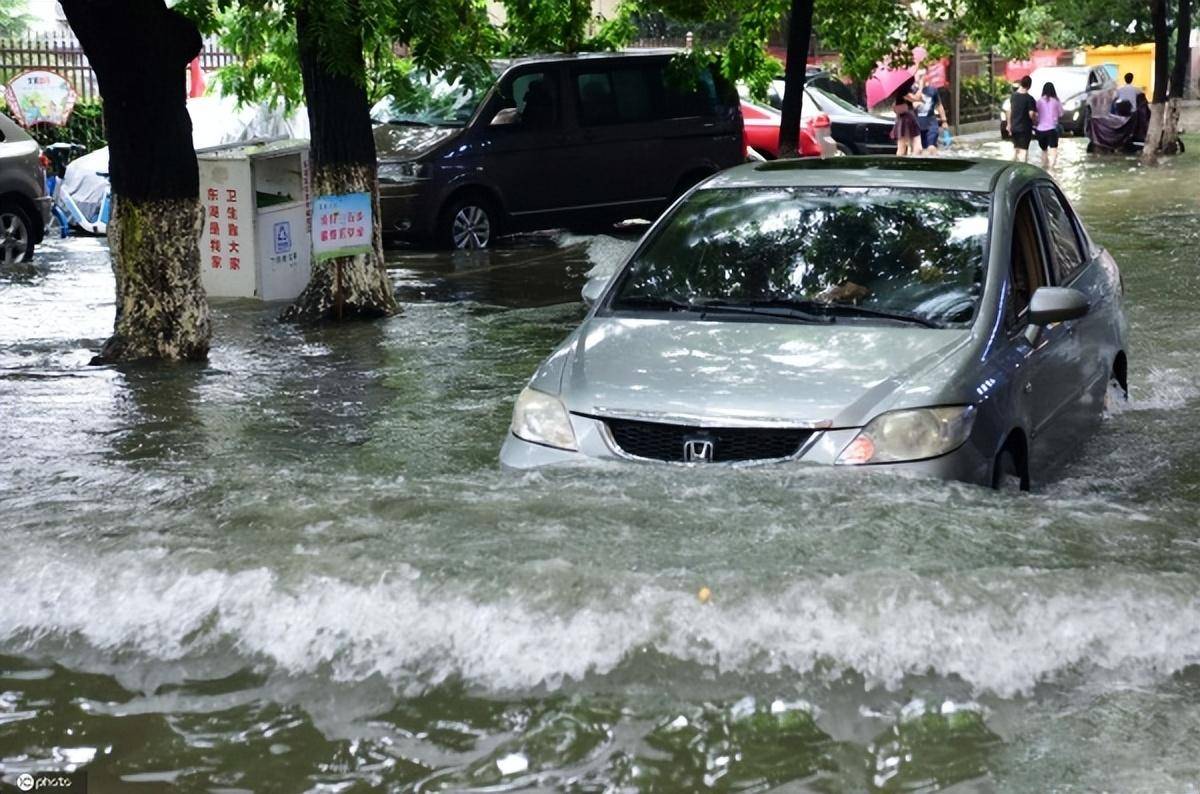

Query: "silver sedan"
left=500, top=157, right=1128, bottom=490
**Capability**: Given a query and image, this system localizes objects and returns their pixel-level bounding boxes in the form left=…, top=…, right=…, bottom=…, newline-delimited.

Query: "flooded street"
left=2, top=138, right=1200, bottom=792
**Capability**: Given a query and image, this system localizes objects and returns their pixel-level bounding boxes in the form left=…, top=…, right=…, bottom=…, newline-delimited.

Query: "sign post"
left=312, top=192, right=374, bottom=320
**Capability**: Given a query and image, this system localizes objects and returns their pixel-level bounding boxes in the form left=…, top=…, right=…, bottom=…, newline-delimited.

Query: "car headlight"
left=836, top=406, right=976, bottom=465
left=378, top=161, right=431, bottom=183
left=1063, top=97, right=1082, bottom=111
left=511, top=387, right=577, bottom=451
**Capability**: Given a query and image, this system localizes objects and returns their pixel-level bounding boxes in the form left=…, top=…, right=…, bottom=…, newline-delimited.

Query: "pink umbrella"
left=865, top=65, right=916, bottom=110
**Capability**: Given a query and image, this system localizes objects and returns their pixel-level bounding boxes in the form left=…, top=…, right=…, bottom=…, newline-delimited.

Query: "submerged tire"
left=0, top=202, right=35, bottom=265
left=992, top=446, right=1029, bottom=493
left=438, top=195, right=497, bottom=250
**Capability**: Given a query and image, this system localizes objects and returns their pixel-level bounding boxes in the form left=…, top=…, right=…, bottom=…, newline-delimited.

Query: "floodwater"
left=2, top=137, right=1199, bottom=793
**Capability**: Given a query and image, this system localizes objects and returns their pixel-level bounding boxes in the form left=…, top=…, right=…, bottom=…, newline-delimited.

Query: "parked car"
left=374, top=51, right=744, bottom=249
left=1000, top=65, right=1117, bottom=139
left=740, top=98, right=834, bottom=159
left=501, top=157, right=1127, bottom=491
left=0, top=112, right=51, bottom=265
left=763, top=81, right=895, bottom=155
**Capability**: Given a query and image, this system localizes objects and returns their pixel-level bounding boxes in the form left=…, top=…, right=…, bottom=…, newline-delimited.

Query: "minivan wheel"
left=991, top=447, right=1028, bottom=492
left=0, top=203, right=35, bottom=265
left=439, top=196, right=496, bottom=250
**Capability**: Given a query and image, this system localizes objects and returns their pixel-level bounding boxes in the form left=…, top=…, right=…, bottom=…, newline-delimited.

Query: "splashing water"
left=2, top=137, right=1200, bottom=792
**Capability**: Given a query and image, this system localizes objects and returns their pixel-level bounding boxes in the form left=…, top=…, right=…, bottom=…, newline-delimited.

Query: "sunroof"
left=755, top=157, right=978, bottom=173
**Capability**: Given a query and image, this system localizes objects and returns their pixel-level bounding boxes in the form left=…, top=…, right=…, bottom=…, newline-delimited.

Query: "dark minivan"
left=374, top=50, right=743, bottom=249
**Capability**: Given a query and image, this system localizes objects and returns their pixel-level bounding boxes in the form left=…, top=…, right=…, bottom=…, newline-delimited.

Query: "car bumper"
left=499, top=414, right=994, bottom=487
left=379, top=180, right=437, bottom=240
left=1062, top=108, right=1085, bottom=134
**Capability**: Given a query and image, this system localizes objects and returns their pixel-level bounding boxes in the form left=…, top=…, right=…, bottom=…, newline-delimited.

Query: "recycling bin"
left=197, top=140, right=311, bottom=301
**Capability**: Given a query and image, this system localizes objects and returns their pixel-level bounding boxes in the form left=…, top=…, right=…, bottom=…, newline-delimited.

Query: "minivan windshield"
left=371, top=68, right=498, bottom=128
left=608, top=187, right=991, bottom=327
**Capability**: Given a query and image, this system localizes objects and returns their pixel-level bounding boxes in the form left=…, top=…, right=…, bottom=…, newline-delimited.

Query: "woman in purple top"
left=1035, top=82, right=1063, bottom=169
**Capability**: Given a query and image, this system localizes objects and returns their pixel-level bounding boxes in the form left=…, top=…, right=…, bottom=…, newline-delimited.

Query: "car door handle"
left=1024, top=382, right=1034, bottom=394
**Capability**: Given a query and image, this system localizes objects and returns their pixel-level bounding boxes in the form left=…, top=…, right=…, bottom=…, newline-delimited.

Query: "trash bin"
left=197, top=140, right=311, bottom=301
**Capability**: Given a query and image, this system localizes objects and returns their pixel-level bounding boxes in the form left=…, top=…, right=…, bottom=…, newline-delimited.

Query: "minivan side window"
left=662, top=67, right=719, bottom=118
left=575, top=68, right=655, bottom=126
left=1009, top=192, right=1048, bottom=327
left=508, top=72, right=559, bottom=128
left=1037, top=185, right=1086, bottom=284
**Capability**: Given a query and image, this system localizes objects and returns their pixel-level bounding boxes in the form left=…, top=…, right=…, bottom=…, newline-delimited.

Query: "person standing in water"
left=1008, top=76, right=1037, bottom=162
left=1034, top=82, right=1063, bottom=169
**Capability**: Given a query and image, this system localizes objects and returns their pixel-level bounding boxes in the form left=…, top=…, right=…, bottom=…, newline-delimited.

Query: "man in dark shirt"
left=1009, top=76, right=1037, bottom=162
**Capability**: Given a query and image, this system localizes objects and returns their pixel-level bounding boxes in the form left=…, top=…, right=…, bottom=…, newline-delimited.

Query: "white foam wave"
left=3, top=548, right=1199, bottom=698
left=1125, top=366, right=1199, bottom=411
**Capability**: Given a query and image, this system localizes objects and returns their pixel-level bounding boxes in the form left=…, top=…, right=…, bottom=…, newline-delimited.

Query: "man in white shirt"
left=1115, top=73, right=1141, bottom=107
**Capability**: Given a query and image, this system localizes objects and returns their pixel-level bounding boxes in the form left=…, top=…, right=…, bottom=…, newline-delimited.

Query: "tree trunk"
left=60, top=0, right=211, bottom=362
left=1142, top=0, right=1172, bottom=164
left=777, top=0, right=814, bottom=158
left=1171, top=0, right=1192, bottom=100
left=285, top=2, right=397, bottom=323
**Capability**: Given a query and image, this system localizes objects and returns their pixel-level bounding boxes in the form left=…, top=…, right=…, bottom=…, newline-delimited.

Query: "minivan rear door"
left=564, top=62, right=671, bottom=214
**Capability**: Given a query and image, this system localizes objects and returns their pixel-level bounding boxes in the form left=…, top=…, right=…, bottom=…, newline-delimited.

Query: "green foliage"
left=0, top=0, right=32, bottom=37
left=179, top=0, right=499, bottom=110
left=1048, top=0, right=1153, bottom=48
left=0, top=100, right=107, bottom=150
left=960, top=74, right=1011, bottom=109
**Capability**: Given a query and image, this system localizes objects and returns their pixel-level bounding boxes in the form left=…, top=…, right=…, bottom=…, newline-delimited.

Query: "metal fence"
left=0, top=33, right=235, bottom=104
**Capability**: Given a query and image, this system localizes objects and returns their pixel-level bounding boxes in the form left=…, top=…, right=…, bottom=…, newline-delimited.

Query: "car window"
left=575, top=68, right=655, bottom=125
left=1009, top=192, right=1048, bottom=325
left=608, top=186, right=991, bottom=327
left=661, top=65, right=719, bottom=118
left=1037, top=185, right=1086, bottom=283
left=507, top=71, right=559, bottom=128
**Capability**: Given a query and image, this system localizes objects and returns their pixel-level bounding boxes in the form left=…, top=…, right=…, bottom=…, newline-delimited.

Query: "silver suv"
left=0, top=112, right=51, bottom=265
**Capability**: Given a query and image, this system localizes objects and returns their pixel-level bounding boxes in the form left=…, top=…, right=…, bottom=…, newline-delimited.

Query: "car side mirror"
left=581, top=275, right=608, bottom=307
left=1025, top=286, right=1088, bottom=342
left=1029, top=286, right=1089, bottom=325
left=490, top=107, right=519, bottom=126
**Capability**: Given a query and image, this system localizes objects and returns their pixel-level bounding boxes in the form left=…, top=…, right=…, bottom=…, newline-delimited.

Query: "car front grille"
left=603, top=417, right=813, bottom=463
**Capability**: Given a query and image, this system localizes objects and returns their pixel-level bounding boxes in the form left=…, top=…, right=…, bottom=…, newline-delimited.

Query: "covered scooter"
left=1087, top=93, right=1154, bottom=155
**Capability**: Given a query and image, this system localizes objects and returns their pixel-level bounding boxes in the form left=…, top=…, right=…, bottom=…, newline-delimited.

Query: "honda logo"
left=683, top=439, right=715, bottom=463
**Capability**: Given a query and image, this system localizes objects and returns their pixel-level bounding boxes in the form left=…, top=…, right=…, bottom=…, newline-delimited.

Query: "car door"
left=1036, top=182, right=1113, bottom=417
left=565, top=62, right=666, bottom=215
left=477, top=65, right=577, bottom=220
left=1004, top=189, right=1080, bottom=475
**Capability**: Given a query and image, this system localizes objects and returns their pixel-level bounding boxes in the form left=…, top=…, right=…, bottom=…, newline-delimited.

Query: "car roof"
left=490, top=49, right=681, bottom=71
left=704, top=156, right=1020, bottom=193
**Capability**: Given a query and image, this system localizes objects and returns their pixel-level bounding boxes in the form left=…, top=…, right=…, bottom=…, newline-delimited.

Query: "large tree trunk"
left=1161, top=0, right=1193, bottom=154
left=285, top=3, right=396, bottom=323
left=1142, top=0, right=1172, bottom=164
left=777, top=0, right=814, bottom=158
left=60, top=0, right=211, bottom=362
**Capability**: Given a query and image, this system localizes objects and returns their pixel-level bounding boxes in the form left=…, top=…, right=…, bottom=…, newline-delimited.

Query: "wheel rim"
left=451, top=205, right=491, bottom=249
left=0, top=211, right=30, bottom=266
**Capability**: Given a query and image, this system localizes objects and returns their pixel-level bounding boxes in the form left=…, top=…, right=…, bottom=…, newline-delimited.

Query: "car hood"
left=374, top=123, right=459, bottom=161
left=560, top=317, right=972, bottom=428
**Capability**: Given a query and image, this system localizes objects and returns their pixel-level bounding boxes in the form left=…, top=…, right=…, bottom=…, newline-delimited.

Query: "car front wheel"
left=0, top=203, right=35, bottom=265
left=991, top=445, right=1029, bottom=492
left=438, top=196, right=497, bottom=250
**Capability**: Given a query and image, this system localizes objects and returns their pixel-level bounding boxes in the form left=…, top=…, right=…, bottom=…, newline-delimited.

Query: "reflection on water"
left=2, top=138, right=1200, bottom=792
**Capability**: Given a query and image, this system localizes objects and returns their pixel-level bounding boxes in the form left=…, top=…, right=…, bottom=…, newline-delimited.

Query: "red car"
left=740, top=99, right=836, bottom=159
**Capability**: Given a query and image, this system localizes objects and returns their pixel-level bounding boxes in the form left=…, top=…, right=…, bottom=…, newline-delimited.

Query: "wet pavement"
left=2, top=137, right=1200, bottom=792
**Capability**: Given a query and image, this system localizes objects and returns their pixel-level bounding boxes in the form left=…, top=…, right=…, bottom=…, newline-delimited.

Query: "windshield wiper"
left=692, top=299, right=834, bottom=324
left=813, top=303, right=945, bottom=328
left=613, top=296, right=832, bottom=324
left=386, top=119, right=434, bottom=127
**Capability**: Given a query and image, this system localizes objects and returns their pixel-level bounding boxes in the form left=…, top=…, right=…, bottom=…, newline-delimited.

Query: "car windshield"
left=371, top=68, right=496, bottom=128
left=1030, top=70, right=1087, bottom=98
left=608, top=187, right=991, bottom=327
left=806, top=85, right=865, bottom=115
